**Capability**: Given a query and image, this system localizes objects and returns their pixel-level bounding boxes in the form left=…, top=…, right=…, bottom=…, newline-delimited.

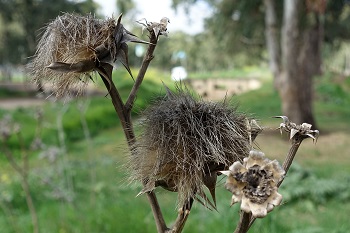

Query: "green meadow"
left=0, top=68, right=349, bottom=233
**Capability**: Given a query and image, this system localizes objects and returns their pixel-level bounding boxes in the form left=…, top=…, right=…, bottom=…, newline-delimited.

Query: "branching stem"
left=100, top=30, right=185, bottom=233
left=234, top=123, right=312, bottom=232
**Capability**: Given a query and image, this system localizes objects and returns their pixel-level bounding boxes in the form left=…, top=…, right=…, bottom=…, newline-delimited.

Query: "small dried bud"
left=137, top=17, right=170, bottom=37
left=221, top=150, right=285, bottom=218
left=274, top=116, right=319, bottom=143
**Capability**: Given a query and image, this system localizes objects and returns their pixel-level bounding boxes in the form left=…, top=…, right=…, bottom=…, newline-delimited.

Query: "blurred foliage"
left=0, top=0, right=99, bottom=65
left=281, top=163, right=350, bottom=204
left=0, top=67, right=350, bottom=232
left=316, top=74, right=349, bottom=105
left=169, top=0, right=350, bottom=72
left=0, top=67, right=174, bottom=151
left=1, top=0, right=349, bottom=75
left=116, top=0, right=135, bottom=16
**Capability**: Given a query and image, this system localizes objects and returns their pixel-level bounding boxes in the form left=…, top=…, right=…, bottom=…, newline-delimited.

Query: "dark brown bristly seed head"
left=128, top=85, right=260, bottom=207
left=29, top=13, right=118, bottom=97
left=29, top=13, right=148, bottom=98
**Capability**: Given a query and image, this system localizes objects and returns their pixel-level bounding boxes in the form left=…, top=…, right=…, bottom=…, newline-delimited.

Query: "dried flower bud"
left=30, top=13, right=148, bottom=97
left=128, top=85, right=261, bottom=208
left=221, top=150, right=285, bottom=218
left=137, top=17, right=170, bottom=37
left=274, top=116, right=319, bottom=142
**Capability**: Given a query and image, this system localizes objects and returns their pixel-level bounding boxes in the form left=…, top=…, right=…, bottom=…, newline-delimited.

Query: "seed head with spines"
left=30, top=13, right=149, bottom=97
left=128, top=85, right=261, bottom=208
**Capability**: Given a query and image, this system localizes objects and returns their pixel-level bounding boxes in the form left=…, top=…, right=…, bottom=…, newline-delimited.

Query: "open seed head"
left=128, top=85, right=261, bottom=208
left=29, top=13, right=148, bottom=98
left=222, top=150, right=285, bottom=218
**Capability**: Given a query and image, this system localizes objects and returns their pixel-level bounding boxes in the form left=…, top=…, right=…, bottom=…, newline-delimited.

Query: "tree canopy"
left=0, top=0, right=98, bottom=65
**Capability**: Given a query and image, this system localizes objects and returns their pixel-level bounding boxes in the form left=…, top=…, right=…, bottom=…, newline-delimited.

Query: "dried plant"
left=30, top=12, right=148, bottom=97
left=230, top=116, right=320, bottom=233
left=221, top=150, right=285, bottom=218
left=129, top=85, right=262, bottom=208
left=28, top=12, right=320, bottom=233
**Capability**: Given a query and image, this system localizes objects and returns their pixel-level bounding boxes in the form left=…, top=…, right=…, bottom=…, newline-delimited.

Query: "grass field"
left=0, top=68, right=349, bottom=233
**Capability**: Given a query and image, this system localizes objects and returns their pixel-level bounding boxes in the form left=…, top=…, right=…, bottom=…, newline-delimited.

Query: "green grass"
left=2, top=125, right=349, bottom=233
left=1, top=67, right=350, bottom=232
left=188, top=65, right=272, bottom=80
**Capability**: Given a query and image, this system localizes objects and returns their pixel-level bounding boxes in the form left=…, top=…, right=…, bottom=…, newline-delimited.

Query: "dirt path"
left=0, top=98, right=47, bottom=110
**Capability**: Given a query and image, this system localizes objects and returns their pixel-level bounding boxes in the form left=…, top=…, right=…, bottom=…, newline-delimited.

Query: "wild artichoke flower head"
left=221, top=150, right=285, bottom=218
left=30, top=12, right=148, bottom=97
left=129, top=86, right=261, bottom=208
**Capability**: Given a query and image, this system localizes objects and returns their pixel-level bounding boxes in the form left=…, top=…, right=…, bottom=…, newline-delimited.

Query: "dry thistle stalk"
left=128, top=85, right=262, bottom=208
left=30, top=12, right=148, bottom=97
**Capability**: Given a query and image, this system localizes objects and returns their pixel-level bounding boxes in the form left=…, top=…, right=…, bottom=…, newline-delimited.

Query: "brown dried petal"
left=241, top=195, right=268, bottom=218
left=244, top=150, right=268, bottom=169
left=228, top=161, right=247, bottom=175
left=224, top=175, right=245, bottom=205
left=266, top=191, right=282, bottom=213
left=223, top=150, right=284, bottom=218
left=274, top=116, right=319, bottom=142
left=261, top=159, right=285, bottom=183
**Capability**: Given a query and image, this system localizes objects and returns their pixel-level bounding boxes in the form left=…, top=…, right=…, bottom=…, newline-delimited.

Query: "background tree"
left=172, top=0, right=350, bottom=126
left=0, top=0, right=98, bottom=80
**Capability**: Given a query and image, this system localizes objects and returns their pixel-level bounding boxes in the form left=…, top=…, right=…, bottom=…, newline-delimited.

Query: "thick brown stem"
left=99, top=67, right=135, bottom=146
left=125, top=38, right=158, bottom=112
left=99, top=32, right=170, bottom=233
left=169, top=198, right=194, bottom=233
left=279, top=137, right=302, bottom=182
left=147, top=192, right=168, bottom=233
left=234, top=211, right=252, bottom=233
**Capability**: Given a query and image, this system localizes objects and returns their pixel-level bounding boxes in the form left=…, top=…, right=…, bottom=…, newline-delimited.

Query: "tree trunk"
left=264, top=0, right=281, bottom=89
left=277, top=0, right=320, bottom=126
left=280, top=0, right=303, bottom=124
left=296, top=15, right=322, bottom=127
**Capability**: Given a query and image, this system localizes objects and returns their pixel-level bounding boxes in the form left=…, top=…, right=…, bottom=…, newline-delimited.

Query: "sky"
left=93, top=0, right=212, bottom=34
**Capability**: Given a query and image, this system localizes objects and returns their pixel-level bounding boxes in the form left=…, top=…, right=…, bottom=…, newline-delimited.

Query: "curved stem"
left=147, top=192, right=168, bottom=233
left=169, top=198, right=194, bottom=233
left=125, top=37, right=158, bottom=111
left=246, top=137, right=304, bottom=230
left=99, top=32, right=169, bottom=233
left=234, top=211, right=251, bottom=233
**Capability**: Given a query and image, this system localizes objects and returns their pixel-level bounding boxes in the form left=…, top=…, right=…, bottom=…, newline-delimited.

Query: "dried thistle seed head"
left=128, top=85, right=260, bottom=208
left=29, top=13, right=147, bottom=97
left=221, top=150, right=285, bottom=218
